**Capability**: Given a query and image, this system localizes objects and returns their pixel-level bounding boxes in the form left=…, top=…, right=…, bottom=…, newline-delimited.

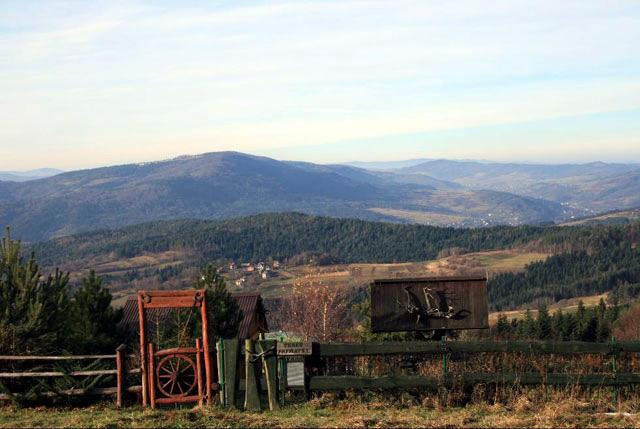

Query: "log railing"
left=0, top=345, right=140, bottom=407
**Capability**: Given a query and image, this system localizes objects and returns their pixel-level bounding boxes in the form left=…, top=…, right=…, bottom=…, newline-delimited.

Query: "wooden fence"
left=308, top=338, right=640, bottom=392
left=0, top=345, right=141, bottom=407
left=215, top=338, right=640, bottom=411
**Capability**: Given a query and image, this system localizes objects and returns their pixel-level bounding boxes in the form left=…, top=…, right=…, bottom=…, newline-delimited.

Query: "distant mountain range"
left=1, top=152, right=638, bottom=242
left=399, top=160, right=640, bottom=213
left=0, top=168, right=63, bottom=182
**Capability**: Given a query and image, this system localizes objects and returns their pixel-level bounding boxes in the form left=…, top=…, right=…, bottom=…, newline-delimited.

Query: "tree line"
left=491, top=300, right=621, bottom=342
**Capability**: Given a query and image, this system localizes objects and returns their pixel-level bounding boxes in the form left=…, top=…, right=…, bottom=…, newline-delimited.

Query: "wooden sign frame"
left=370, top=276, right=489, bottom=333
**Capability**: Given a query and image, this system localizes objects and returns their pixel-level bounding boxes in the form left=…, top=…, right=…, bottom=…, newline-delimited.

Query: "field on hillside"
left=252, top=249, right=549, bottom=299
left=64, top=246, right=550, bottom=305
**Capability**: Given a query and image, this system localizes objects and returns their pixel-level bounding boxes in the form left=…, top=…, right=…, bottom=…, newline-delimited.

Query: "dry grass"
left=1, top=392, right=638, bottom=428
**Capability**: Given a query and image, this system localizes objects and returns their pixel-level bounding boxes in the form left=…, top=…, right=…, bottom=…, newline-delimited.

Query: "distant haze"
left=1, top=151, right=638, bottom=242
left=1, top=1, right=639, bottom=170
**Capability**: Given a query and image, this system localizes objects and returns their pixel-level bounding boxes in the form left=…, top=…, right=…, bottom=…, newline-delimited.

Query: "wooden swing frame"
left=137, top=289, right=213, bottom=407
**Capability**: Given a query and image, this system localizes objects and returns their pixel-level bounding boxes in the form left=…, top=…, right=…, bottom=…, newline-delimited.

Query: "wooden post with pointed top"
left=200, top=292, right=213, bottom=405
left=116, top=344, right=126, bottom=408
left=137, top=293, right=148, bottom=407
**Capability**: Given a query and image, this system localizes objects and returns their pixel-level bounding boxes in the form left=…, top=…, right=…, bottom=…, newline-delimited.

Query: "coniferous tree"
left=194, top=264, right=242, bottom=341
left=0, top=228, right=70, bottom=354
left=494, top=314, right=511, bottom=340
left=69, top=270, right=123, bottom=353
left=536, top=304, right=552, bottom=340
left=552, top=309, right=565, bottom=340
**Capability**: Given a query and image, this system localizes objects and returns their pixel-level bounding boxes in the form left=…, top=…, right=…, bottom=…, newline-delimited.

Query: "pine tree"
left=552, top=309, right=565, bottom=340
left=520, top=309, right=536, bottom=339
left=0, top=227, right=70, bottom=354
left=194, top=264, right=243, bottom=341
left=69, top=270, right=123, bottom=353
left=494, top=314, right=511, bottom=340
left=536, top=304, right=552, bottom=340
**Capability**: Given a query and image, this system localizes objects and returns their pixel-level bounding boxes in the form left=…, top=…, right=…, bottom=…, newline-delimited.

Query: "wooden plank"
left=317, top=342, right=440, bottom=356
left=310, top=375, right=440, bottom=391
left=446, top=341, right=612, bottom=355
left=308, top=373, right=640, bottom=391
left=244, top=340, right=260, bottom=411
left=465, top=372, right=640, bottom=386
left=618, top=342, right=640, bottom=353
left=142, top=290, right=204, bottom=297
left=258, top=340, right=279, bottom=410
left=315, top=341, right=640, bottom=357
left=223, top=339, right=239, bottom=408
left=154, top=347, right=198, bottom=357
left=155, top=395, right=201, bottom=404
left=0, top=370, right=118, bottom=378
left=143, top=297, right=202, bottom=308
left=0, top=386, right=140, bottom=400
left=0, top=355, right=116, bottom=360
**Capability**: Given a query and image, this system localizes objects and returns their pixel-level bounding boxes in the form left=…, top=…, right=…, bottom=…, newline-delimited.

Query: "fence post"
left=148, top=343, right=156, bottom=409
left=244, top=339, right=261, bottom=411
left=279, top=356, right=286, bottom=407
left=440, top=336, right=449, bottom=407
left=116, top=344, right=126, bottom=408
left=217, top=340, right=226, bottom=406
left=611, top=336, right=618, bottom=408
left=196, top=338, right=204, bottom=407
left=258, top=340, right=279, bottom=411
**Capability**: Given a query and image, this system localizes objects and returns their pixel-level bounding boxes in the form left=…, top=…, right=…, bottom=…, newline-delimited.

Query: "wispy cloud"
left=1, top=0, right=639, bottom=169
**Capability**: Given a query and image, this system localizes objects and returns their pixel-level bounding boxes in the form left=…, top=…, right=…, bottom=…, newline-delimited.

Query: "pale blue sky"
left=1, top=0, right=639, bottom=170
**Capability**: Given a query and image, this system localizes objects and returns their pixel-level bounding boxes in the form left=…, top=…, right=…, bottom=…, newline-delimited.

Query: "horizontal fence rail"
left=0, top=346, right=139, bottom=407
left=315, top=340, right=640, bottom=357
left=309, top=373, right=640, bottom=391
left=0, top=355, right=117, bottom=361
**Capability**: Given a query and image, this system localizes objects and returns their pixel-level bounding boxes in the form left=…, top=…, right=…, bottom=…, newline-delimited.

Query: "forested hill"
left=28, top=213, right=640, bottom=311
left=490, top=223, right=640, bottom=310
left=31, top=212, right=552, bottom=267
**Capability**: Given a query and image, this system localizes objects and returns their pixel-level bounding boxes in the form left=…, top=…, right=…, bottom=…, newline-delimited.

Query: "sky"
left=1, top=0, right=640, bottom=171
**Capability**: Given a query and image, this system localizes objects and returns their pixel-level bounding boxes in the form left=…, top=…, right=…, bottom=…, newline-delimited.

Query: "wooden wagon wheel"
left=156, top=354, right=197, bottom=397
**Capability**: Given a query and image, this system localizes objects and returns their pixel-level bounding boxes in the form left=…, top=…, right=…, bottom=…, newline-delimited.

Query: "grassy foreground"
left=0, top=398, right=638, bottom=428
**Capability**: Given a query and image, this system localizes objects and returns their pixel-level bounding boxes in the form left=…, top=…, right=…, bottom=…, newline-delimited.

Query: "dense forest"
left=31, top=212, right=601, bottom=266
left=489, top=223, right=640, bottom=309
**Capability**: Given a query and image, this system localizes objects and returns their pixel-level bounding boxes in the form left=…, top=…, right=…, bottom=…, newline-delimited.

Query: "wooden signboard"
left=371, top=276, right=489, bottom=333
left=276, top=341, right=313, bottom=356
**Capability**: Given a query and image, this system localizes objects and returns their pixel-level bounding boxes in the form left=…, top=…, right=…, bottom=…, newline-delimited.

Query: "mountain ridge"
left=0, top=152, right=582, bottom=241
